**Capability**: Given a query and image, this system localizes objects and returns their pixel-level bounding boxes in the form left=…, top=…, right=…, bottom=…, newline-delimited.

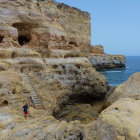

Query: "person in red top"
left=23, top=103, right=28, bottom=119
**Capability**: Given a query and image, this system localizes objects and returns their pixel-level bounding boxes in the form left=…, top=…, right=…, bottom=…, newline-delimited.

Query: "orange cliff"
left=0, top=0, right=91, bottom=50
left=0, top=0, right=125, bottom=69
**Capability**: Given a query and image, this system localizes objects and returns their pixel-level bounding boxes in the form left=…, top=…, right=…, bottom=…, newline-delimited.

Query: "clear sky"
left=56, top=0, right=140, bottom=56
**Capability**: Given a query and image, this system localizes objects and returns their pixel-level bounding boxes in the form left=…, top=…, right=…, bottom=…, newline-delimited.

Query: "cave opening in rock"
left=3, top=100, right=8, bottom=105
left=12, top=22, right=32, bottom=46
left=12, top=89, right=16, bottom=94
left=11, top=52, right=16, bottom=58
left=0, top=84, right=2, bottom=88
left=69, top=41, right=77, bottom=46
left=18, top=35, right=30, bottom=46
left=0, top=100, right=9, bottom=107
left=0, top=35, right=4, bottom=43
left=3, top=100, right=8, bottom=106
left=53, top=94, right=109, bottom=124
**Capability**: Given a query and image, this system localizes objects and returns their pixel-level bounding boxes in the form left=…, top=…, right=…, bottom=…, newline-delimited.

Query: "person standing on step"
left=23, top=103, right=28, bottom=119
left=29, top=97, right=36, bottom=109
left=32, top=97, right=36, bottom=109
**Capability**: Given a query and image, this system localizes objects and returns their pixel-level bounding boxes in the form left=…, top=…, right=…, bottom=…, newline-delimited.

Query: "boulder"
left=96, top=98, right=140, bottom=140
left=107, top=72, right=140, bottom=104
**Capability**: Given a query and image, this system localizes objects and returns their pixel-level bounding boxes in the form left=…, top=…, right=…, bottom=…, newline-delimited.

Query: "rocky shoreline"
left=0, top=0, right=139, bottom=140
left=89, top=54, right=125, bottom=70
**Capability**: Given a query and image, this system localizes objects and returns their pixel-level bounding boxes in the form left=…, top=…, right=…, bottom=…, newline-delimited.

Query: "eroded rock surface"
left=0, top=47, right=110, bottom=139
left=54, top=98, right=107, bottom=124
left=107, top=72, right=140, bottom=104
left=0, top=0, right=90, bottom=50
left=96, top=98, right=140, bottom=140
left=89, top=54, right=125, bottom=69
left=0, top=0, right=125, bottom=70
left=30, top=57, right=109, bottom=114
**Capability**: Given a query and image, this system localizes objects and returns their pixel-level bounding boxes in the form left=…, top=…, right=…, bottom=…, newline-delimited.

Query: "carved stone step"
left=21, top=73, right=44, bottom=110
left=34, top=98, right=40, bottom=100
left=34, top=101, right=42, bottom=104
left=30, top=95, right=38, bottom=97
left=35, top=104, right=42, bottom=107
left=35, top=103, right=42, bottom=105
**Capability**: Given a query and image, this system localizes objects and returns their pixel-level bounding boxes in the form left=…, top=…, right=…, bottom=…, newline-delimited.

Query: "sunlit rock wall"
left=0, top=0, right=91, bottom=50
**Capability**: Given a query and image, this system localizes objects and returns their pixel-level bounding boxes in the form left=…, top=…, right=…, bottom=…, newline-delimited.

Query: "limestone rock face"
left=0, top=0, right=91, bottom=50
left=0, top=47, right=40, bottom=59
left=30, top=57, right=109, bottom=114
left=46, top=121, right=85, bottom=140
left=0, top=71, right=27, bottom=106
left=89, top=54, right=125, bottom=69
left=107, top=72, right=140, bottom=104
left=0, top=46, right=109, bottom=113
left=0, top=0, right=125, bottom=71
left=96, top=98, right=140, bottom=140
left=0, top=46, right=110, bottom=139
left=0, top=107, right=92, bottom=140
left=44, top=58, right=108, bottom=97
left=91, top=45, right=104, bottom=54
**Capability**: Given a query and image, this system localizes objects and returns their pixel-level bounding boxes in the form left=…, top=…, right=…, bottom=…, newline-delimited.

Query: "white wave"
left=101, top=71, right=122, bottom=73
left=109, top=84, right=118, bottom=86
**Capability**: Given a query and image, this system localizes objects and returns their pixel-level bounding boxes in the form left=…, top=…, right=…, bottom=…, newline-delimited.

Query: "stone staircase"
left=21, top=73, right=44, bottom=109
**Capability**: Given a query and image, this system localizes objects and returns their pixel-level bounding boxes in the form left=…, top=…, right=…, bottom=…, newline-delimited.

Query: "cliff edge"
left=0, top=0, right=125, bottom=70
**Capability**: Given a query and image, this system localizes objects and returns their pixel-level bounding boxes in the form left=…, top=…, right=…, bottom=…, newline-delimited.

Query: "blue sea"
left=99, top=56, right=140, bottom=86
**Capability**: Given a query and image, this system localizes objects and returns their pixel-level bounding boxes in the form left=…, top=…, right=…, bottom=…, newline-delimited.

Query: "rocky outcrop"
left=0, top=0, right=91, bottom=50
left=107, top=72, right=140, bottom=104
left=96, top=98, right=140, bottom=140
left=89, top=54, right=125, bottom=69
left=0, top=46, right=109, bottom=106
left=0, top=56, right=109, bottom=139
left=30, top=57, right=109, bottom=114
left=1, top=97, right=140, bottom=140
left=91, top=45, right=104, bottom=54
left=94, top=73, right=140, bottom=140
